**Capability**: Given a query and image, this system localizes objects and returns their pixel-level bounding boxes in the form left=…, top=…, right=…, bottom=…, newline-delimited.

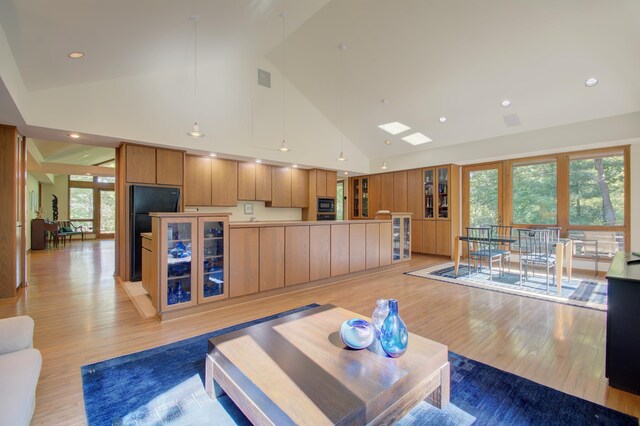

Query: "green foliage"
left=336, top=182, right=344, bottom=220
left=569, top=156, right=624, bottom=226
left=469, top=169, right=498, bottom=226
left=70, top=188, right=93, bottom=220
left=512, top=162, right=557, bottom=225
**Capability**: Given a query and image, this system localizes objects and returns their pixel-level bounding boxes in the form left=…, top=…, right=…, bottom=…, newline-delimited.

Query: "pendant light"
left=278, top=12, right=290, bottom=152
left=381, top=160, right=388, bottom=170
left=188, top=15, right=204, bottom=137
left=337, top=44, right=347, bottom=162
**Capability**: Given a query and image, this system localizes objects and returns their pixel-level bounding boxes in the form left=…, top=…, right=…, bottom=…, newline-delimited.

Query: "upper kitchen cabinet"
left=380, top=173, right=394, bottom=212
left=326, top=171, right=337, bottom=198
left=368, top=174, right=381, bottom=215
left=184, top=155, right=212, bottom=206
left=407, top=169, right=423, bottom=219
left=238, top=162, right=257, bottom=201
left=123, top=143, right=184, bottom=186
left=291, top=168, right=309, bottom=208
left=211, top=158, right=238, bottom=207
left=312, top=169, right=337, bottom=199
left=393, top=171, right=408, bottom=213
left=316, top=170, right=327, bottom=197
left=268, top=167, right=292, bottom=207
left=255, top=164, right=272, bottom=202
left=156, top=149, right=184, bottom=186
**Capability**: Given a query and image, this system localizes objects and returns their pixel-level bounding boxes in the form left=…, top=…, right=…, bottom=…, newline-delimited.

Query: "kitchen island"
left=143, top=213, right=394, bottom=321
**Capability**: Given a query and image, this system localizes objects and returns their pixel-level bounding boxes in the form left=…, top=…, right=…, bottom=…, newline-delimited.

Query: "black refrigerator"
left=130, top=185, right=180, bottom=281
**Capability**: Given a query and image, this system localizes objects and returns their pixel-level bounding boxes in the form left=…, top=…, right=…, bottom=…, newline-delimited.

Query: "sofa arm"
left=0, top=316, right=34, bottom=355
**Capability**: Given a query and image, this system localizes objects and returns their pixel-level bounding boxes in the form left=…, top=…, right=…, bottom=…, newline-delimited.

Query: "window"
left=69, top=188, right=94, bottom=232
left=512, top=160, right=557, bottom=225
left=70, top=174, right=94, bottom=182
left=569, top=153, right=624, bottom=226
left=97, top=176, right=116, bottom=183
left=336, top=181, right=344, bottom=220
left=469, top=168, right=498, bottom=227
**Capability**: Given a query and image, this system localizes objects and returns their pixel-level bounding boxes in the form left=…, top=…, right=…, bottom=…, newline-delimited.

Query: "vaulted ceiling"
left=1, top=0, right=639, bottom=173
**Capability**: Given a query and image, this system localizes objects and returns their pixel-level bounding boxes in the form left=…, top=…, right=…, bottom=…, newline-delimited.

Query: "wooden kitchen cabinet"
left=422, top=220, right=437, bottom=254
left=184, top=155, right=212, bottom=206
left=436, top=220, right=451, bottom=256
left=255, top=164, right=272, bottom=201
left=365, top=223, right=380, bottom=269
left=407, top=169, right=423, bottom=219
left=211, top=158, right=238, bottom=206
left=259, top=227, right=284, bottom=291
left=229, top=228, right=259, bottom=297
left=126, top=145, right=156, bottom=184
left=156, top=149, right=184, bottom=186
left=411, top=220, right=423, bottom=253
left=270, top=167, right=292, bottom=207
left=368, top=174, right=381, bottom=214
left=380, top=173, right=394, bottom=212
left=331, top=224, right=350, bottom=276
left=309, top=225, right=331, bottom=281
left=393, top=171, right=408, bottom=213
left=349, top=223, right=366, bottom=272
left=351, top=177, right=370, bottom=219
left=238, top=162, right=256, bottom=201
left=392, top=213, right=411, bottom=263
left=326, top=171, right=337, bottom=197
left=291, top=168, right=309, bottom=208
left=379, top=222, right=392, bottom=266
left=285, top=226, right=310, bottom=286
left=316, top=170, right=327, bottom=197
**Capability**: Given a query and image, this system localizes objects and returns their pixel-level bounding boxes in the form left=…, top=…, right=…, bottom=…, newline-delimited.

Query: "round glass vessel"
left=339, top=318, right=375, bottom=350
left=380, top=299, right=408, bottom=357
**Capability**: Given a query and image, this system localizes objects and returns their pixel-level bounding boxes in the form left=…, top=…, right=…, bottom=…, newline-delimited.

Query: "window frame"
left=68, top=176, right=115, bottom=237
left=503, top=146, right=629, bottom=253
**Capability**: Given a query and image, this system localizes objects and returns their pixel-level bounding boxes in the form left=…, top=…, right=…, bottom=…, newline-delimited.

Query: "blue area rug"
left=81, top=304, right=635, bottom=425
left=406, top=263, right=607, bottom=311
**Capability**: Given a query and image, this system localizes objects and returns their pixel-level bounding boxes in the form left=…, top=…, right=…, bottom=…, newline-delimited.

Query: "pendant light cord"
left=282, top=13, right=286, bottom=144
left=340, top=45, right=344, bottom=153
left=193, top=16, right=199, bottom=124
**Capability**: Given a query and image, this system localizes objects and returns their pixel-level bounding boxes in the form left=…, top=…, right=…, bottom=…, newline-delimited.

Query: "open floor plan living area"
left=1, top=1, right=640, bottom=425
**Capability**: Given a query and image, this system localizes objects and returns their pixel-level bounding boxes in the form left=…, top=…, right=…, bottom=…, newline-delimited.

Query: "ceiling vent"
left=503, top=114, right=521, bottom=127
left=258, top=68, right=271, bottom=88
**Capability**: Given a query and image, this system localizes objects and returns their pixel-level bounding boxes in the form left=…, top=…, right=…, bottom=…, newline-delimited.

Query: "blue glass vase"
left=380, top=299, right=408, bottom=357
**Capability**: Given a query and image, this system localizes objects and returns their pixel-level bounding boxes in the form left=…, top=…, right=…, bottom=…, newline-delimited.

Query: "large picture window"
left=512, top=160, right=557, bottom=225
left=68, top=172, right=115, bottom=237
left=569, top=153, right=624, bottom=226
left=69, top=187, right=94, bottom=232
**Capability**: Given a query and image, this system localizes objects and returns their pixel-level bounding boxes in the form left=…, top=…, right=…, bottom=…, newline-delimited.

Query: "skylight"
left=378, top=122, right=411, bottom=135
left=402, top=132, right=432, bottom=145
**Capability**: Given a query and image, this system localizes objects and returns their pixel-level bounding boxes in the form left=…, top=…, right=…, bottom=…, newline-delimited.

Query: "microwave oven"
left=317, top=197, right=335, bottom=213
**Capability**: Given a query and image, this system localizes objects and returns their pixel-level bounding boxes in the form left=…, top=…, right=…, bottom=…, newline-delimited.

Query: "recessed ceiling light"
left=501, top=99, right=511, bottom=108
left=292, top=164, right=298, bottom=168
left=439, top=116, right=447, bottom=123
left=209, top=153, right=216, bottom=157
left=344, top=171, right=348, bottom=175
left=68, top=52, right=85, bottom=59
left=69, top=133, right=80, bottom=139
left=82, top=154, right=89, bottom=158
left=255, top=159, right=262, bottom=163
left=402, top=132, right=432, bottom=146
left=585, top=78, right=598, bottom=87
left=85, top=173, right=91, bottom=176
left=384, top=139, right=392, bottom=145
left=378, top=122, right=411, bottom=135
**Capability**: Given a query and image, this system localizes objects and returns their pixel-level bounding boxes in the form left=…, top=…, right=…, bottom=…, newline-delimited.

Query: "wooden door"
left=259, top=227, right=284, bottom=291
left=291, top=168, right=309, bottom=208
left=309, top=225, right=331, bottom=281
left=316, top=170, right=327, bottom=197
left=368, top=174, right=381, bottom=215
left=393, top=171, right=408, bottom=212
left=211, top=159, right=238, bottom=206
left=255, top=164, right=272, bottom=201
left=184, top=156, right=212, bottom=206
left=270, top=167, right=292, bottom=207
left=407, top=169, right=423, bottom=219
left=238, top=163, right=256, bottom=201
left=156, top=149, right=184, bottom=186
left=126, top=145, right=156, bottom=184
left=285, top=226, right=310, bottom=286
left=229, top=228, right=259, bottom=297
left=380, top=173, right=394, bottom=211
left=326, top=171, right=337, bottom=198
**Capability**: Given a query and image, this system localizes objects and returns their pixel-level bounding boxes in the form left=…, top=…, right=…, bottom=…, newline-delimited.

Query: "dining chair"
left=490, top=225, right=513, bottom=274
left=518, top=228, right=556, bottom=292
left=466, top=227, right=502, bottom=281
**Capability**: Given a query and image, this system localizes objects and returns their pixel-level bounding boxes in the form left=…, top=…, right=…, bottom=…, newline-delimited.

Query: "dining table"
left=453, top=235, right=573, bottom=292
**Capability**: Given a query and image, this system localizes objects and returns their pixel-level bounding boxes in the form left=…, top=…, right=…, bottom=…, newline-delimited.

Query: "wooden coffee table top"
left=207, top=304, right=449, bottom=425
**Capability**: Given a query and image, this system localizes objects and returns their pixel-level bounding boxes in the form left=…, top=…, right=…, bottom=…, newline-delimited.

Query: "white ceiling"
left=1, top=0, right=639, bottom=169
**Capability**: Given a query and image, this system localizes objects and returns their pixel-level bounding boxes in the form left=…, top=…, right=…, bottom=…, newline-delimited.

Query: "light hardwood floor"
left=1, top=240, right=638, bottom=424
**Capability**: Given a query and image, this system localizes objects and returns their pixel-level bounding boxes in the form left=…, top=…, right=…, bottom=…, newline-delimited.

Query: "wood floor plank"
left=0, top=240, right=638, bottom=424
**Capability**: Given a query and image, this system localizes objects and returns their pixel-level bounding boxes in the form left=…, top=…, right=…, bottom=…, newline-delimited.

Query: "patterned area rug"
left=406, top=263, right=607, bottom=311
left=81, top=304, right=634, bottom=425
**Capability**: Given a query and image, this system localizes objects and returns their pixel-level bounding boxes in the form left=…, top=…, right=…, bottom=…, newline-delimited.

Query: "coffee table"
left=205, top=304, right=450, bottom=425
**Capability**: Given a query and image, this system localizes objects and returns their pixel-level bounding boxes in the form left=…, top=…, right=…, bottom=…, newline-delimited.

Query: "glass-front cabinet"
left=198, top=217, right=229, bottom=303
left=161, top=218, right=197, bottom=311
left=423, top=166, right=450, bottom=220
left=392, top=213, right=411, bottom=263
left=352, top=177, right=369, bottom=219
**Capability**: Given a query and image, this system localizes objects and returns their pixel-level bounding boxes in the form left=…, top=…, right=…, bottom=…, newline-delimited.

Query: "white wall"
left=39, top=175, right=68, bottom=221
